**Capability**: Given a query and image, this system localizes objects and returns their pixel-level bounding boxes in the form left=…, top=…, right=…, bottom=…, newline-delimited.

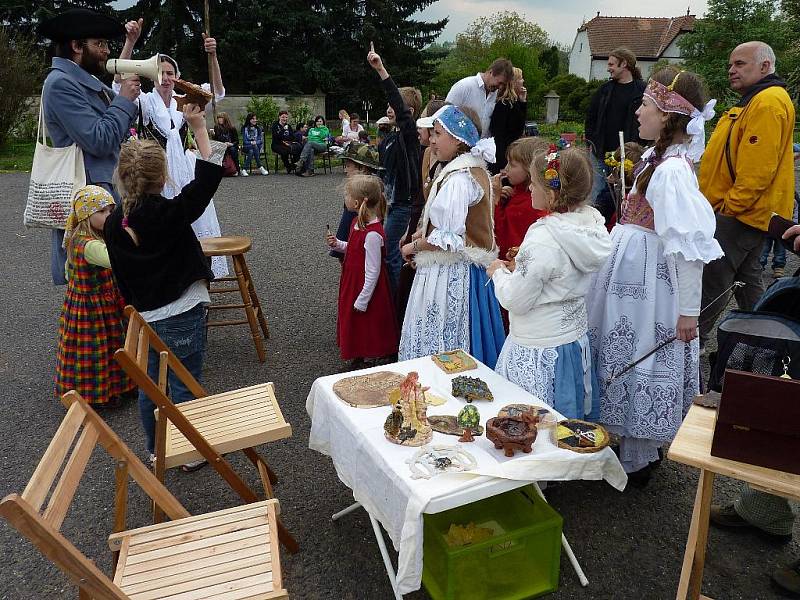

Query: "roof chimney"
left=596, top=11, right=600, bottom=16
left=686, top=6, right=690, bottom=15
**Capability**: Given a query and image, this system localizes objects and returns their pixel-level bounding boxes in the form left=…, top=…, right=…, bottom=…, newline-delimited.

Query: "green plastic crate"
left=422, top=485, right=562, bottom=600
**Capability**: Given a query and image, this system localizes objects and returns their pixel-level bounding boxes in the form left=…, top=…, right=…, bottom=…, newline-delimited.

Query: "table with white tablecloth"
left=306, top=354, right=627, bottom=597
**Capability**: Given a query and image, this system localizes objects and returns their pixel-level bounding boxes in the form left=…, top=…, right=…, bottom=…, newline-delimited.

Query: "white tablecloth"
left=306, top=355, right=627, bottom=594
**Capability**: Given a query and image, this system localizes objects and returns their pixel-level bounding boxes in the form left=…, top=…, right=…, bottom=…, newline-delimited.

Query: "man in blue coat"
left=39, top=8, right=141, bottom=284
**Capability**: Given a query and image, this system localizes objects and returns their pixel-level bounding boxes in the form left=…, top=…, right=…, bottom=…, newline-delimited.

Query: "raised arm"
left=202, top=34, right=225, bottom=98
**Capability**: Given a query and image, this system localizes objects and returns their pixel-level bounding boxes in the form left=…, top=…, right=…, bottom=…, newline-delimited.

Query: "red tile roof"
left=578, top=15, right=696, bottom=59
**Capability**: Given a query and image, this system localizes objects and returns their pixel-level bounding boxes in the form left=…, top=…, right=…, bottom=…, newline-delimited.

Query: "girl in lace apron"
left=488, top=146, right=612, bottom=418
left=398, top=105, right=505, bottom=367
left=585, top=68, right=722, bottom=482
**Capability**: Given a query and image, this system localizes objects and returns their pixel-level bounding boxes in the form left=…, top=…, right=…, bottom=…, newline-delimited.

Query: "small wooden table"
left=668, top=404, right=800, bottom=600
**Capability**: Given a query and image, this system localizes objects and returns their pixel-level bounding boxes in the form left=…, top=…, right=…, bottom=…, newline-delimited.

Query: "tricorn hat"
left=39, top=8, right=125, bottom=42
left=341, top=141, right=383, bottom=171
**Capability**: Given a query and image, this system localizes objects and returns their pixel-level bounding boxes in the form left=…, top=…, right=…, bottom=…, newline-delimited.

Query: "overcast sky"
left=111, top=1, right=710, bottom=47
left=417, top=0, right=710, bottom=46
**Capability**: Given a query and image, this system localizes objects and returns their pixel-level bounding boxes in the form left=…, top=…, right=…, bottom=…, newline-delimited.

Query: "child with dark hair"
left=367, top=42, right=422, bottom=291
left=296, top=115, right=330, bottom=177
left=241, top=113, right=268, bottom=176
left=586, top=68, right=722, bottom=482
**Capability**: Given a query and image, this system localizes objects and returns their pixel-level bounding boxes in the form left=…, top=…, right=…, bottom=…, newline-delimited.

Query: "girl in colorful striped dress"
left=55, top=185, right=134, bottom=407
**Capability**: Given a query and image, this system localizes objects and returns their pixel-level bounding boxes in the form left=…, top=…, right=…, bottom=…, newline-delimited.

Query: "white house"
left=569, top=13, right=696, bottom=80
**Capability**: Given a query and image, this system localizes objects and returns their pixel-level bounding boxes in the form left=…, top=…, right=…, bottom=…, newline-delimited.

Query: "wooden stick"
left=618, top=130, right=626, bottom=199
left=204, top=0, right=217, bottom=121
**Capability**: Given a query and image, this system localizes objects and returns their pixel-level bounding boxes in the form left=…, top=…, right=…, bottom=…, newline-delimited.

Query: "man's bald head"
left=728, top=41, right=776, bottom=93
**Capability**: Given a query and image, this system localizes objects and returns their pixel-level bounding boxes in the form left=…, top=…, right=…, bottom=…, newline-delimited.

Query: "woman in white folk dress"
left=117, top=19, right=228, bottom=278
left=586, top=67, right=723, bottom=484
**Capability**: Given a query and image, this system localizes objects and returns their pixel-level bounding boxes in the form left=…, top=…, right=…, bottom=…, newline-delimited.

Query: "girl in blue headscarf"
left=398, top=105, right=505, bottom=367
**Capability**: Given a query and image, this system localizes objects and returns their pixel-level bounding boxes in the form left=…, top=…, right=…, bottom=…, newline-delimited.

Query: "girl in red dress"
left=327, top=174, right=399, bottom=367
left=492, top=137, right=551, bottom=332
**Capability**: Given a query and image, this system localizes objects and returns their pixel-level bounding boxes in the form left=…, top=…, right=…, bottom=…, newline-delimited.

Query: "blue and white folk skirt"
left=495, top=333, right=599, bottom=420
left=399, top=258, right=505, bottom=368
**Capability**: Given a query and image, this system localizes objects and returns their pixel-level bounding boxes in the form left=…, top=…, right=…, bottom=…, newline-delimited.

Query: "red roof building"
left=569, top=13, right=696, bottom=80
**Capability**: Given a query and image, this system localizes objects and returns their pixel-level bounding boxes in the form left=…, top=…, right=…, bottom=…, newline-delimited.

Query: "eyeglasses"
left=87, top=40, right=110, bottom=50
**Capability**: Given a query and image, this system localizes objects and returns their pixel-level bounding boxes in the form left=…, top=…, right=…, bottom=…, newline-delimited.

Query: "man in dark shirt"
left=584, top=47, right=647, bottom=224
left=585, top=47, right=647, bottom=160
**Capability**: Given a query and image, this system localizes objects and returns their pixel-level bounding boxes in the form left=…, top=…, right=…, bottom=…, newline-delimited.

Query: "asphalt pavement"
left=0, top=168, right=797, bottom=599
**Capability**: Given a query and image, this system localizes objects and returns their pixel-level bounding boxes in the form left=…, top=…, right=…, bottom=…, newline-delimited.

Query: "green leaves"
left=678, top=0, right=796, bottom=100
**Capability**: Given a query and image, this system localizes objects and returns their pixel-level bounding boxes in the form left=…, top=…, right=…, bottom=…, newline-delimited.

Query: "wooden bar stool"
left=200, top=236, right=270, bottom=362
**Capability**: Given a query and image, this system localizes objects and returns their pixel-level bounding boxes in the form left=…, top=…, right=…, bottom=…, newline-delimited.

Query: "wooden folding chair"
left=115, top=305, right=299, bottom=553
left=0, top=391, right=288, bottom=600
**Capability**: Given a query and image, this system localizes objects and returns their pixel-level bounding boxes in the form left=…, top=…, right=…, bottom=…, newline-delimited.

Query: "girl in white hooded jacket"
left=488, top=146, right=612, bottom=419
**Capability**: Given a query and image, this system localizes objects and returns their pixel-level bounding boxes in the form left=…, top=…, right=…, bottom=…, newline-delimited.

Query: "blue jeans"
left=138, top=304, right=207, bottom=454
left=384, top=203, right=411, bottom=291
left=760, top=236, right=787, bottom=269
left=243, top=145, right=262, bottom=170
left=299, top=141, right=327, bottom=172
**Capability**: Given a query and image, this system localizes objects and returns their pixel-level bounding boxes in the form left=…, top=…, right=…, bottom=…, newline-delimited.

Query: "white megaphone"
left=106, top=54, right=163, bottom=85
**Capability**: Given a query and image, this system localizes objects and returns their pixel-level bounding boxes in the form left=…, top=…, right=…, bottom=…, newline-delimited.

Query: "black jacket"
left=105, top=160, right=223, bottom=311
left=585, top=78, right=646, bottom=159
left=271, top=121, right=295, bottom=150
left=380, top=76, right=421, bottom=207
left=489, top=99, right=527, bottom=174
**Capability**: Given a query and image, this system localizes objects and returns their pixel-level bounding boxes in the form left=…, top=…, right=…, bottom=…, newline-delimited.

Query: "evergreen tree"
left=1, top=0, right=115, bottom=41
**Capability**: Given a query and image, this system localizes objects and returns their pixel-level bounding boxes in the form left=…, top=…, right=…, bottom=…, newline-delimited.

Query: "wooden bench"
left=0, top=391, right=288, bottom=599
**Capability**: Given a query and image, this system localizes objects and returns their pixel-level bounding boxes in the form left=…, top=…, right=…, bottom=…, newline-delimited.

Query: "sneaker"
left=241, top=169, right=249, bottom=177
left=259, top=166, right=269, bottom=175
left=772, top=558, right=800, bottom=595
left=773, top=266, right=785, bottom=278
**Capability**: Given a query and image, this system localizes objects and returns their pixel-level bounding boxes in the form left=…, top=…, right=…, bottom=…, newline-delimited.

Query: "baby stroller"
left=708, top=273, right=800, bottom=390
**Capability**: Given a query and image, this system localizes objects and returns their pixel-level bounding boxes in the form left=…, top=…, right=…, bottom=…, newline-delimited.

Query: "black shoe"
left=626, top=463, right=653, bottom=488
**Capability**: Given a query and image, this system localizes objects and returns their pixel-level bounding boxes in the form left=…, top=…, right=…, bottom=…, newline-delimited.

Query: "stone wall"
left=26, top=92, right=326, bottom=129
left=207, top=94, right=326, bottom=127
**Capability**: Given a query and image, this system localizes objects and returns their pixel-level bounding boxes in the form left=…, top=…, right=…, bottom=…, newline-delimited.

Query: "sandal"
left=180, top=459, right=208, bottom=473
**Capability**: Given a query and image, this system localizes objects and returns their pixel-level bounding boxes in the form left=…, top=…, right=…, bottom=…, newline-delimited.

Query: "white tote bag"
left=23, top=100, right=86, bottom=229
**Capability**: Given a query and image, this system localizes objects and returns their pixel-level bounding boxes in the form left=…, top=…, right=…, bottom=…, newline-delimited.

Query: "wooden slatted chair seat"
left=115, top=306, right=299, bottom=554
left=111, top=501, right=284, bottom=600
left=0, top=392, right=288, bottom=600
left=161, top=383, right=290, bottom=469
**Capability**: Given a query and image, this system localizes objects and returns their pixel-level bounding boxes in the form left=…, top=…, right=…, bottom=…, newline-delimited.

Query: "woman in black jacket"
left=489, top=67, right=527, bottom=175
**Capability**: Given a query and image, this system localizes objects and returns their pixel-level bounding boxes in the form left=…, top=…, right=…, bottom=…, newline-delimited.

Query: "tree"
left=0, top=0, right=114, bottom=39
left=429, top=11, right=550, bottom=115
left=0, top=26, right=46, bottom=147
left=780, top=0, right=799, bottom=96
left=679, top=0, right=791, bottom=102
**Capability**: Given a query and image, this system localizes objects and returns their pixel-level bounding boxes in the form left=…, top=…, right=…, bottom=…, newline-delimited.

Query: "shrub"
left=244, top=95, right=280, bottom=129
left=286, top=97, right=312, bottom=128
left=0, top=27, right=45, bottom=148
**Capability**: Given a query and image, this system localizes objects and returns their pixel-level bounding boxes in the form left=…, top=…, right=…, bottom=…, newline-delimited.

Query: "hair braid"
left=113, top=140, right=167, bottom=220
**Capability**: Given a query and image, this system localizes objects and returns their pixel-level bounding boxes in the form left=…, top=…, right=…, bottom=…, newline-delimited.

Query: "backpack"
left=708, top=277, right=800, bottom=391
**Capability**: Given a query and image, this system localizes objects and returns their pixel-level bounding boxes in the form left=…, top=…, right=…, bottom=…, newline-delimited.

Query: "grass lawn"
left=0, top=141, right=34, bottom=172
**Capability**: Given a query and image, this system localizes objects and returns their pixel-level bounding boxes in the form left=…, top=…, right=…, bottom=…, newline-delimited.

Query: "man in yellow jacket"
left=700, top=41, right=798, bottom=595
left=699, top=41, right=796, bottom=341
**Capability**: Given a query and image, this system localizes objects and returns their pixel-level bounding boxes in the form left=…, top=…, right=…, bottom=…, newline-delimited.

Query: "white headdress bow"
left=686, top=99, right=716, bottom=161
left=470, top=137, right=496, bottom=164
